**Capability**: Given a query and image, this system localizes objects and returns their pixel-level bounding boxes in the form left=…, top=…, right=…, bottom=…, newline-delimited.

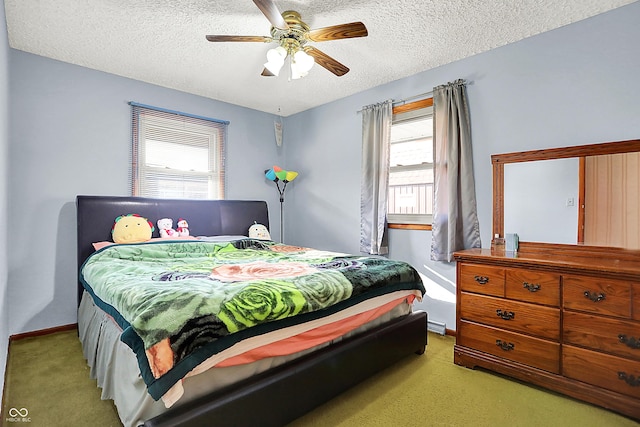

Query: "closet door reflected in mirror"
left=584, top=152, right=640, bottom=249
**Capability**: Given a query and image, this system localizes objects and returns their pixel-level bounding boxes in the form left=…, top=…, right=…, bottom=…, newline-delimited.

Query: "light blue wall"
left=283, top=2, right=640, bottom=330
left=0, top=0, right=9, bottom=404
left=7, top=51, right=285, bottom=334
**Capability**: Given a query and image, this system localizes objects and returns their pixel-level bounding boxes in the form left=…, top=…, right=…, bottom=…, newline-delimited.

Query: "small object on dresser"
left=505, top=233, right=519, bottom=252
left=492, top=234, right=505, bottom=249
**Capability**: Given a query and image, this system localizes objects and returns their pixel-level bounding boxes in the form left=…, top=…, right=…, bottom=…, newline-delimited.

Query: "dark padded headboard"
left=76, top=195, right=269, bottom=305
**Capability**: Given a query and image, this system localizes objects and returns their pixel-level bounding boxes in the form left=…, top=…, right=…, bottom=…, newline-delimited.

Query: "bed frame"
left=76, top=195, right=427, bottom=427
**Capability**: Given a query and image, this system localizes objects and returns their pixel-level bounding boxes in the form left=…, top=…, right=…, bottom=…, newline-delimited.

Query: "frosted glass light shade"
left=290, top=50, right=314, bottom=80
left=294, top=50, right=314, bottom=72
left=264, top=46, right=287, bottom=76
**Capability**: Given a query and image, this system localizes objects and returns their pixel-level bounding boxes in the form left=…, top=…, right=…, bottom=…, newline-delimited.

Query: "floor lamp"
left=265, top=166, right=298, bottom=243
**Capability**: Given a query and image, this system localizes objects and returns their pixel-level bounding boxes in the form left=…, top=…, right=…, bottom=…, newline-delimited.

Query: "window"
left=131, top=103, right=227, bottom=199
left=387, top=99, right=434, bottom=227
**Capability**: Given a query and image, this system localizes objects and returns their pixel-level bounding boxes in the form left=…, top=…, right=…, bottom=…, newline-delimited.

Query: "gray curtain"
left=360, top=100, right=392, bottom=255
left=430, top=79, right=481, bottom=261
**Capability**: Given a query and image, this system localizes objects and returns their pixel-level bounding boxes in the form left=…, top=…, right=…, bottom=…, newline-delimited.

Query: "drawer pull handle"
left=496, top=309, right=515, bottom=320
left=618, top=334, right=640, bottom=349
left=474, top=275, right=489, bottom=285
left=523, top=282, right=541, bottom=292
left=495, top=340, right=514, bottom=351
left=617, top=372, right=640, bottom=387
left=583, top=291, right=606, bottom=302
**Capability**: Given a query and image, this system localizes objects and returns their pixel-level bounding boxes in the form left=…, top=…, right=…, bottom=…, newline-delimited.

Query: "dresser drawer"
left=506, top=269, right=560, bottom=306
left=563, top=275, right=632, bottom=318
left=458, top=320, right=560, bottom=373
left=459, top=263, right=505, bottom=297
left=564, top=311, right=640, bottom=361
left=563, top=345, right=640, bottom=399
left=459, top=292, right=560, bottom=340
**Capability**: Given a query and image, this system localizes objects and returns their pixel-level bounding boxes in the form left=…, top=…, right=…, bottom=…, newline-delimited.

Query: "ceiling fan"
left=205, top=0, right=368, bottom=78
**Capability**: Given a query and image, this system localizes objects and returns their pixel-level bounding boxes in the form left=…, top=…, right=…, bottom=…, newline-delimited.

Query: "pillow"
left=93, top=236, right=197, bottom=251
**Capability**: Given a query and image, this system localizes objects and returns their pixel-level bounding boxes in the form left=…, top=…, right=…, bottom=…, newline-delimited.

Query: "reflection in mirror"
left=492, top=139, right=640, bottom=251
left=583, top=152, right=640, bottom=249
left=504, top=158, right=579, bottom=244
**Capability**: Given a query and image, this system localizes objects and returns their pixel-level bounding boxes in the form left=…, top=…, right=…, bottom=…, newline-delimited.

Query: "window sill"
left=388, top=223, right=432, bottom=231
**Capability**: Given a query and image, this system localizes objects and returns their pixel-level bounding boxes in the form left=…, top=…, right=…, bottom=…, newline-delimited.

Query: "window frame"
left=130, top=103, right=227, bottom=199
left=388, top=98, right=434, bottom=230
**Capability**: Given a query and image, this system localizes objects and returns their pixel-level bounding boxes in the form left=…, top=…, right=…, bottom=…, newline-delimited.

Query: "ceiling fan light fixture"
left=267, top=46, right=287, bottom=62
left=293, top=49, right=314, bottom=73
left=290, top=49, right=314, bottom=79
left=264, top=46, right=287, bottom=76
left=264, top=59, right=284, bottom=76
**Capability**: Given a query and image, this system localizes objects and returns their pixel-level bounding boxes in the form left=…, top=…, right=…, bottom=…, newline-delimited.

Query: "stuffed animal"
left=157, top=218, right=178, bottom=238
left=112, top=214, right=154, bottom=243
left=176, top=218, right=189, bottom=237
left=248, top=222, right=270, bottom=240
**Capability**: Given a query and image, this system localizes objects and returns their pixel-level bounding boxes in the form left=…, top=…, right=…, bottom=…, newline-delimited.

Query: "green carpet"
left=2, top=330, right=637, bottom=427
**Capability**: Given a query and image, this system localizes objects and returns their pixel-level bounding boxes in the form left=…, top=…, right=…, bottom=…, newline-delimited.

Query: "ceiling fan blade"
left=206, top=35, right=270, bottom=42
left=253, top=0, right=289, bottom=30
left=307, top=22, right=368, bottom=42
left=304, top=46, right=349, bottom=76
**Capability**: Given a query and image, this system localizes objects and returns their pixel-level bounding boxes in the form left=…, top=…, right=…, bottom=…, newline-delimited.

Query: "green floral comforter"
left=80, top=239, right=425, bottom=400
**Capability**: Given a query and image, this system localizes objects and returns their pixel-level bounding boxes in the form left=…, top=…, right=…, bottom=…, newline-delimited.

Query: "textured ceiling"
left=4, top=0, right=636, bottom=116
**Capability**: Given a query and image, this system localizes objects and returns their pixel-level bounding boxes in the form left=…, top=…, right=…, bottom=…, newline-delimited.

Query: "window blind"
left=130, top=102, right=228, bottom=199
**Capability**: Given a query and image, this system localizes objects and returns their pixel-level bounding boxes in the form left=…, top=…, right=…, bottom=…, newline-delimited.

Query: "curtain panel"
left=430, top=80, right=481, bottom=261
left=360, top=101, right=392, bottom=255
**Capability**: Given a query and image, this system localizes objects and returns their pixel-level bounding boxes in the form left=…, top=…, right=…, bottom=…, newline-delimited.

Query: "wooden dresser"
left=454, top=245, right=640, bottom=421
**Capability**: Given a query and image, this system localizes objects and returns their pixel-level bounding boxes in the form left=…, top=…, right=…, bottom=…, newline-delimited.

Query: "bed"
left=76, top=195, right=428, bottom=427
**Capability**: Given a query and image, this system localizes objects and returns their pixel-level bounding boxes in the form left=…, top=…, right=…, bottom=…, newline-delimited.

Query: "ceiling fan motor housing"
left=270, top=11, right=310, bottom=53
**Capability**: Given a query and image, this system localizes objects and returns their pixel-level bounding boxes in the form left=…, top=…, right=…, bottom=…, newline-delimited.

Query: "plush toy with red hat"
left=176, top=218, right=189, bottom=237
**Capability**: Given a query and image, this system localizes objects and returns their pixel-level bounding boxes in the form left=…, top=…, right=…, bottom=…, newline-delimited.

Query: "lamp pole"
left=275, top=180, right=288, bottom=243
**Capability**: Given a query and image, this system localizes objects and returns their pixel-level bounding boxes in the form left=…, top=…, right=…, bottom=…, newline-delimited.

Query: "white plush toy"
left=249, top=222, right=270, bottom=240
left=157, top=218, right=178, bottom=238
left=176, top=218, right=189, bottom=237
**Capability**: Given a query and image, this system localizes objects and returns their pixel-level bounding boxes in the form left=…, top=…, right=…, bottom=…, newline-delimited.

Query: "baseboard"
left=9, top=323, right=78, bottom=342
left=427, top=320, right=446, bottom=335
left=427, top=320, right=457, bottom=337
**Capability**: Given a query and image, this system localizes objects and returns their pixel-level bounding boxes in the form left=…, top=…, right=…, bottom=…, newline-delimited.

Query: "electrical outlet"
left=566, top=197, right=575, bottom=207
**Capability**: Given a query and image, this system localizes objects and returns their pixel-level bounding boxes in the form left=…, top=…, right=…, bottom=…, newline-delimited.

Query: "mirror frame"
left=492, top=138, right=640, bottom=250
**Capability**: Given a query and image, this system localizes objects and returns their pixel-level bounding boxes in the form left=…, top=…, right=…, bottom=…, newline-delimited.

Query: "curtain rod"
left=392, top=90, right=433, bottom=107
left=356, top=91, right=434, bottom=114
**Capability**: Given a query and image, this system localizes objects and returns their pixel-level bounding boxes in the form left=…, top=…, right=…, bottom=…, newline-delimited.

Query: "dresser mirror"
left=492, top=139, right=640, bottom=250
